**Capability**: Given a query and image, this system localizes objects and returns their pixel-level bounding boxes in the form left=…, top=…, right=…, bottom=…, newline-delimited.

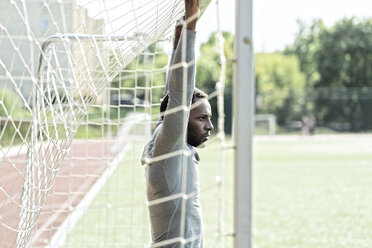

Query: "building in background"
left=0, top=0, right=104, bottom=106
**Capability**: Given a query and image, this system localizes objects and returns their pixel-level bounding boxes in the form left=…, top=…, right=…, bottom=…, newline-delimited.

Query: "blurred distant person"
left=302, top=116, right=316, bottom=135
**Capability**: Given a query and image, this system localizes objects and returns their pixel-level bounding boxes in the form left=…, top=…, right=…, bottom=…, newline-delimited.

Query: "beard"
left=187, top=128, right=207, bottom=148
left=187, top=125, right=201, bottom=147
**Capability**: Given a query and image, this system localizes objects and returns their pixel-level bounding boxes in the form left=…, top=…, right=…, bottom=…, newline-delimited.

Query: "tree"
left=196, top=31, right=234, bottom=133
left=197, top=31, right=234, bottom=90
left=314, top=18, right=372, bottom=130
left=197, top=32, right=307, bottom=130
left=287, top=17, right=372, bottom=131
left=110, top=43, right=168, bottom=108
left=0, top=88, right=31, bottom=146
left=285, top=19, right=324, bottom=87
left=0, top=88, right=29, bottom=118
left=284, top=19, right=325, bottom=118
left=255, top=53, right=306, bottom=125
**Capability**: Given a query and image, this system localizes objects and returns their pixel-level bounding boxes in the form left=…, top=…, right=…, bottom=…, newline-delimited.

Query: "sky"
left=197, top=0, right=372, bottom=52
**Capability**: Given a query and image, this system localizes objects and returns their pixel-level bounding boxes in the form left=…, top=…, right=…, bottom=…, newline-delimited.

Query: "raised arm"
left=163, top=19, right=183, bottom=96
left=153, top=0, right=199, bottom=157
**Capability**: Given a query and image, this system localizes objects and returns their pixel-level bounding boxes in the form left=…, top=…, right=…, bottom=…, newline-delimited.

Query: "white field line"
left=44, top=143, right=132, bottom=248
left=45, top=112, right=149, bottom=248
left=28, top=164, right=103, bottom=245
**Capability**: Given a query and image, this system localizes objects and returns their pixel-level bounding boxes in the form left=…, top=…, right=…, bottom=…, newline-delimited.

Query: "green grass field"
left=253, top=134, right=372, bottom=248
left=65, top=134, right=372, bottom=248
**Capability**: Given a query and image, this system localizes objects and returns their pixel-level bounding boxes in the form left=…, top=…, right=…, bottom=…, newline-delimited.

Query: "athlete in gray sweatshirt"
left=141, top=1, right=214, bottom=247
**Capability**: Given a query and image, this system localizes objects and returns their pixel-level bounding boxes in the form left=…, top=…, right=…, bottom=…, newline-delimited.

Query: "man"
left=141, top=0, right=213, bottom=247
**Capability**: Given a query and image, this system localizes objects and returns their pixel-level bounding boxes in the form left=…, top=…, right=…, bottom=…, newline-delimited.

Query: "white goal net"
left=0, top=0, right=234, bottom=247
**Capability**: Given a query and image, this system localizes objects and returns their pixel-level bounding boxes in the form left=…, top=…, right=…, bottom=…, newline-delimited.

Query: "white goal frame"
left=234, top=0, right=254, bottom=247
left=255, top=114, right=276, bottom=135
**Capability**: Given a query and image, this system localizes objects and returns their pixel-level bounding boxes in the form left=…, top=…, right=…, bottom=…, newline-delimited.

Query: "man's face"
left=187, top=98, right=214, bottom=147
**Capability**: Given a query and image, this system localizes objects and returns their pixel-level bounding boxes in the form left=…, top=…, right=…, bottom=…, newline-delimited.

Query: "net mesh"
left=1, top=0, right=185, bottom=246
left=0, top=0, right=233, bottom=247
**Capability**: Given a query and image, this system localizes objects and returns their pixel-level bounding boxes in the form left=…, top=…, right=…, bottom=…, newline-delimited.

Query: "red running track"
left=0, top=139, right=120, bottom=247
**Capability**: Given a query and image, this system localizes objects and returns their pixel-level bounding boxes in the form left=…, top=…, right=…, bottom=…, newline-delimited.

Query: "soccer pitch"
left=65, top=134, right=372, bottom=247
left=253, top=134, right=372, bottom=248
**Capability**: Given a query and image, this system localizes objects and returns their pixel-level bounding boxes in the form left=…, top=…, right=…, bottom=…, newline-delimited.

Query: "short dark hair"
left=160, top=88, right=208, bottom=118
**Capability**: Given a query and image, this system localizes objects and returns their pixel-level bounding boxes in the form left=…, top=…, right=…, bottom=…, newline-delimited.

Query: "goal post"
left=255, top=114, right=276, bottom=135
left=234, top=0, right=254, bottom=248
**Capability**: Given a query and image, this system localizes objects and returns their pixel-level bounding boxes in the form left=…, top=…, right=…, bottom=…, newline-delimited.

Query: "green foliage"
left=313, top=18, right=372, bottom=130
left=315, top=18, right=372, bottom=87
left=0, top=88, right=31, bottom=147
left=285, top=19, right=324, bottom=87
left=197, top=32, right=307, bottom=128
left=196, top=31, right=234, bottom=90
left=0, top=88, right=30, bottom=118
left=287, top=17, right=372, bottom=131
left=255, top=53, right=306, bottom=124
left=110, top=43, right=169, bottom=107
left=196, top=31, right=234, bottom=133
